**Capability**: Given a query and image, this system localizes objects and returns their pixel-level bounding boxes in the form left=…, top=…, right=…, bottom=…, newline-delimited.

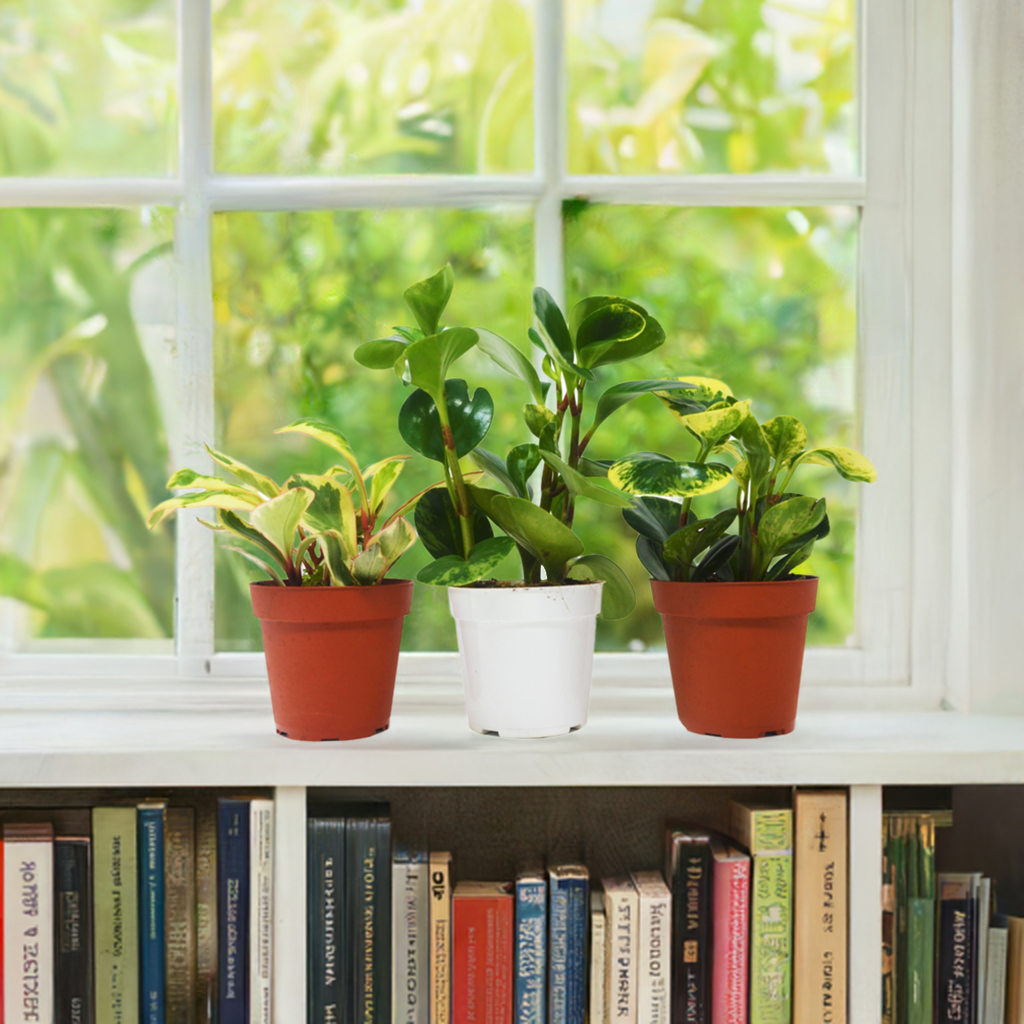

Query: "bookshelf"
left=3, top=674, right=1024, bottom=1024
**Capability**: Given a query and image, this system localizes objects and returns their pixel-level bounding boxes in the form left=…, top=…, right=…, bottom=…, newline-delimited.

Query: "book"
left=548, top=864, right=588, bottom=1024
left=665, top=825, right=712, bottom=1024
left=249, top=798, right=274, bottom=1024
left=138, top=801, right=167, bottom=1024
left=4, top=822, right=54, bottom=1024
left=94, top=806, right=140, bottom=1024
left=514, top=865, right=546, bottom=1024
left=728, top=801, right=793, bottom=1024
left=881, top=834, right=895, bottom=1024
left=308, top=816, right=345, bottom=1024
left=590, top=890, right=607, bottom=1024
left=452, top=881, right=514, bottom=1024
left=603, top=875, right=638, bottom=1024
left=936, top=872, right=982, bottom=1024
left=709, top=836, right=749, bottom=1024
left=348, top=809, right=391, bottom=1024
left=195, top=797, right=218, bottom=1024
left=983, top=914, right=1009, bottom=1024
left=430, top=851, right=453, bottom=1024
left=218, top=797, right=251, bottom=1024
left=1005, top=916, right=1024, bottom=1024
left=164, top=806, right=197, bottom=1024
left=975, top=878, right=992, bottom=1024
left=794, top=790, right=847, bottom=1024
left=630, top=871, right=671, bottom=1024
left=394, top=847, right=429, bottom=1024
left=55, top=815, right=94, bottom=1024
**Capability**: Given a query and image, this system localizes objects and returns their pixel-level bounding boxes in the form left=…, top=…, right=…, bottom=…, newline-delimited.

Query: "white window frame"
left=0, top=0, right=954, bottom=709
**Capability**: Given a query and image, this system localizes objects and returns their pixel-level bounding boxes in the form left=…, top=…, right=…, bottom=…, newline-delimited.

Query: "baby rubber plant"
left=147, top=419, right=429, bottom=585
left=607, top=377, right=877, bottom=583
left=353, top=264, right=698, bottom=619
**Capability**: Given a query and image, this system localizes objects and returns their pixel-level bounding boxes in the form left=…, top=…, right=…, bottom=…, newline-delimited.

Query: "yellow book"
left=1006, top=917, right=1024, bottom=1024
left=430, top=851, right=453, bottom=1024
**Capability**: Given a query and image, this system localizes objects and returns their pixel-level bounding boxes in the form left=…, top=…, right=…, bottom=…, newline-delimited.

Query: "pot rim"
left=651, top=574, right=817, bottom=619
left=250, top=577, right=414, bottom=622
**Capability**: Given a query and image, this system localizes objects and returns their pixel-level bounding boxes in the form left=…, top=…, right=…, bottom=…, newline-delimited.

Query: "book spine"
left=1006, top=918, right=1024, bottom=1024
left=669, top=841, right=711, bottom=1024
left=217, top=798, right=250, bottom=1024
left=497, top=895, right=515, bottom=1024
left=164, top=808, right=197, bottom=1024
left=604, top=889, right=637, bottom=1024
left=308, top=820, right=345, bottom=1024
left=138, top=806, right=166, bottom=1024
left=376, top=818, right=392, bottom=1024
left=749, top=849, right=793, bottom=1024
left=983, top=920, right=1008, bottom=1024
left=195, top=798, right=218, bottom=1024
left=349, top=817, right=382, bottom=1024
left=429, top=853, right=452, bottom=1024
left=711, top=857, right=749, bottom=1024
left=937, top=881, right=976, bottom=1024
left=636, top=887, right=670, bottom=1024
left=5, top=838, right=54, bottom=1024
left=249, top=799, right=274, bottom=1024
left=514, top=880, right=546, bottom=1024
left=93, top=807, right=140, bottom=1024
left=794, top=791, right=848, bottom=1024
left=453, top=894, right=513, bottom=1024
left=590, top=903, right=607, bottom=1024
left=881, top=821, right=895, bottom=1024
left=563, top=879, right=588, bottom=1024
left=907, top=899, right=936, bottom=1024
left=56, top=837, right=94, bottom=1024
left=393, top=852, right=429, bottom=1024
left=548, top=880, right=569, bottom=1024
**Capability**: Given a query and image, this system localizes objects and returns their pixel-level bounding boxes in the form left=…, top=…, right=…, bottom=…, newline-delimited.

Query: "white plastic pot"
left=447, top=582, right=604, bottom=738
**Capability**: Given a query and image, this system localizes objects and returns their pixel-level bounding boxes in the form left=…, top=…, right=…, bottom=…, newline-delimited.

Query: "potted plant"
left=354, top=265, right=693, bottom=737
left=147, top=419, right=427, bottom=741
left=608, top=376, right=877, bottom=738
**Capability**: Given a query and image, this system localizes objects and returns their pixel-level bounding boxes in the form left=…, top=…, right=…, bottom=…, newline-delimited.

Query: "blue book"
left=308, top=817, right=346, bottom=1024
left=138, top=802, right=166, bottom=1024
left=548, top=865, right=589, bottom=1024
left=218, top=798, right=251, bottom=1024
left=515, top=867, right=547, bottom=1024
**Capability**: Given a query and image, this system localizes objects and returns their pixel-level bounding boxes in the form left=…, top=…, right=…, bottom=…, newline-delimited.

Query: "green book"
left=907, top=817, right=936, bottom=1024
left=93, top=806, right=140, bottom=1024
left=728, top=801, right=793, bottom=1024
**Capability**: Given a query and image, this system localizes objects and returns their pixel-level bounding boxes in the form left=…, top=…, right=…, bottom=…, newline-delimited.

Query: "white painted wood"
left=0, top=178, right=182, bottom=206
left=848, top=785, right=883, bottom=1024
left=271, top=786, right=306, bottom=1024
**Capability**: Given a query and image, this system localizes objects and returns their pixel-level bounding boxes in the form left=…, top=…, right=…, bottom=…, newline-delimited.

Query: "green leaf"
left=656, top=376, right=734, bottom=420
left=222, top=546, right=286, bottom=585
left=393, top=326, right=424, bottom=343
left=590, top=379, right=699, bottom=434
left=608, top=453, right=734, bottom=498
left=578, top=458, right=614, bottom=478
left=575, top=304, right=645, bottom=367
left=635, top=535, right=671, bottom=581
left=399, top=380, right=493, bottom=463
left=540, top=451, right=633, bottom=507
left=567, top=553, right=636, bottom=619
left=793, top=446, right=878, bottom=483
left=249, top=488, right=315, bottom=569
left=147, top=488, right=262, bottom=529
left=416, top=536, right=516, bottom=587
left=733, top=413, right=771, bottom=494
left=286, top=474, right=357, bottom=553
left=166, top=468, right=263, bottom=499
left=568, top=296, right=666, bottom=366
left=523, top=403, right=557, bottom=438
left=532, top=287, right=574, bottom=360
left=366, top=458, right=407, bottom=514
left=468, top=486, right=583, bottom=579
left=276, top=419, right=360, bottom=478
left=475, top=328, right=545, bottom=403
left=527, top=328, right=595, bottom=383
left=376, top=515, right=417, bottom=568
left=757, top=495, right=827, bottom=562
left=672, top=400, right=751, bottom=445
left=762, top=416, right=808, bottom=469
left=217, top=508, right=292, bottom=573
left=401, top=327, right=479, bottom=402
left=353, top=336, right=409, bottom=370
left=692, top=535, right=741, bottom=582
left=414, top=487, right=493, bottom=560
left=662, top=509, right=739, bottom=572
left=468, top=448, right=527, bottom=498
left=203, top=445, right=280, bottom=497
left=622, top=495, right=683, bottom=542
left=403, top=263, right=454, bottom=337
left=507, top=444, right=541, bottom=499
left=320, top=528, right=358, bottom=585
left=767, top=540, right=816, bottom=580
left=350, top=545, right=388, bottom=586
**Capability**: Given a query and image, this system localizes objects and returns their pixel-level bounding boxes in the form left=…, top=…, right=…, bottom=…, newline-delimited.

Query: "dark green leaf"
left=767, top=540, right=816, bottom=580
left=507, top=444, right=541, bottom=499
left=540, top=451, right=633, bottom=507
left=399, top=380, right=493, bottom=462
left=578, top=458, right=613, bottom=478
left=403, top=263, right=454, bottom=337
left=532, top=286, right=573, bottom=359
left=663, top=509, right=739, bottom=571
left=590, top=378, right=699, bottom=434
left=569, top=296, right=667, bottom=366
left=567, top=553, right=636, bottom=619
left=758, top=495, right=827, bottom=561
left=527, top=327, right=595, bottom=383
left=635, top=535, right=671, bottom=581
left=575, top=304, right=645, bottom=367
left=609, top=452, right=733, bottom=498
left=416, top=536, right=516, bottom=587
left=468, top=448, right=527, bottom=498
left=475, top=329, right=545, bottom=403
left=523, top=403, right=556, bottom=438
left=414, top=487, right=493, bottom=560
left=402, top=327, right=479, bottom=402
left=353, top=336, right=409, bottom=370
left=692, top=535, right=741, bottom=582
left=622, top=495, right=683, bottom=542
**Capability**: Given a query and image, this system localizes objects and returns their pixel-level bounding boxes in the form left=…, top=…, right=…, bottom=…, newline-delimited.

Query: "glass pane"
left=213, top=0, right=534, bottom=175
left=565, top=204, right=859, bottom=647
left=0, top=208, right=176, bottom=649
left=567, top=0, right=856, bottom=175
left=0, top=1, right=178, bottom=176
left=213, top=208, right=534, bottom=652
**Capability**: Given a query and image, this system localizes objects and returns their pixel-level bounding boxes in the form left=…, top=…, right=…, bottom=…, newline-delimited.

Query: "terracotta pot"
left=651, top=576, right=818, bottom=738
left=249, top=579, right=413, bottom=741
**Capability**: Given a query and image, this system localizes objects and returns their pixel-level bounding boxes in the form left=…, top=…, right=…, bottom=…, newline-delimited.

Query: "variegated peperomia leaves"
left=147, top=419, right=422, bottom=586
left=611, top=377, right=876, bottom=582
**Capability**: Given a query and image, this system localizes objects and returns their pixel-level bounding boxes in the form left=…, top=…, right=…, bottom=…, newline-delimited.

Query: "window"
left=0, top=0, right=951, bottom=703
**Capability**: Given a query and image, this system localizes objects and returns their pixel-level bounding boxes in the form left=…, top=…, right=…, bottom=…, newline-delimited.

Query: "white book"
left=630, top=872, right=671, bottom=1024
left=393, top=848, right=430, bottom=1024
left=984, top=916, right=1009, bottom=1024
left=249, top=799, right=274, bottom=1024
left=4, top=824, right=54, bottom=1024
left=590, top=890, right=607, bottom=1024
left=603, top=876, right=638, bottom=1024
left=976, top=877, right=992, bottom=1024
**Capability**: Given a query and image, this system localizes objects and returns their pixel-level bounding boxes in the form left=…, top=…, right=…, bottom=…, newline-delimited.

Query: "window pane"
left=567, top=0, right=856, bottom=175
left=212, top=208, right=534, bottom=652
left=565, top=204, right=859, bottom=647
left=0, top=1, right=178, bottom=176
left=0, top=208, right=176, bottom=649
left=213, top=0, right=534, bottom=175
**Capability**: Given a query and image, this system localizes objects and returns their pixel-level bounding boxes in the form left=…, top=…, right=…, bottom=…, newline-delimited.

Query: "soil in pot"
left=250, top=579, right=413, bottom=741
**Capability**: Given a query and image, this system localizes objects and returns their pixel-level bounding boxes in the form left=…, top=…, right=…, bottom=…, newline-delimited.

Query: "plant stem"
left=679, top=443, right=710, bottom=528
left=435, top=388, right=475, bottom=559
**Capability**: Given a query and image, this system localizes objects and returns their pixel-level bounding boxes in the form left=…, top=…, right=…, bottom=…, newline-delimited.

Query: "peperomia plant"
left=608, top=377, right=877, bottom=583
left=353, top=265, right=697, bottom=618
left=147, top=420, right=425, bottom=585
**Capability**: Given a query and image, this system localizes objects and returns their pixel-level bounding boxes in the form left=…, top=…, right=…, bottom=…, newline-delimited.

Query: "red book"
left=710, top=836, right=750, bottom=1024
left=452, top=882, right=514, bottom=1024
